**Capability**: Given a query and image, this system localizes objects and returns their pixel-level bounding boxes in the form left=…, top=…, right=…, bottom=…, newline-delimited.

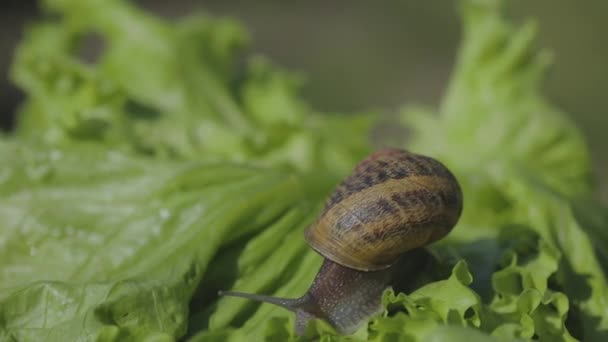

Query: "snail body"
left=220, top=148, right=463, bottom=335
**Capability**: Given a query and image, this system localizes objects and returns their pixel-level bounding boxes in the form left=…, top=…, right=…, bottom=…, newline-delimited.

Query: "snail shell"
left=305, top=148, right=463, bottom=271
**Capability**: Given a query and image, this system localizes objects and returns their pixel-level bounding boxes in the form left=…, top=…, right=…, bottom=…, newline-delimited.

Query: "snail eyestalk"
left=218, top=290, right=303, bottom=312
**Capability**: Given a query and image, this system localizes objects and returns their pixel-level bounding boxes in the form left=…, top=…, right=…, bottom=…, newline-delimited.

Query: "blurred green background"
left=1, top=0, right=606, bottom=201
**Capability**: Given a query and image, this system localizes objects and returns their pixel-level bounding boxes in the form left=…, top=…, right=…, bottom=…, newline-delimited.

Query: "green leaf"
left=396, top=0, right=607, bottom=340
left=10, top=0, right=376, bottom=174
left=0, top=140, right=312, bottom=340
left=3, top=0, right=608, bottom=340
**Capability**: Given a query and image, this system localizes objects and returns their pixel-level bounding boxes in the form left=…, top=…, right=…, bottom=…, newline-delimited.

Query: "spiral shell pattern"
left=305, top=148, right=463, bottom=271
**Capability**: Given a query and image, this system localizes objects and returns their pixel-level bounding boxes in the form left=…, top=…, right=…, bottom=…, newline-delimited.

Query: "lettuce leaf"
left=10, top=0, right=375, bottom=175
left=0, top=140, right=316, bottom=340
left=2, top=0, right=607, bottom=341
left=397, top=0, right=608, bottom=341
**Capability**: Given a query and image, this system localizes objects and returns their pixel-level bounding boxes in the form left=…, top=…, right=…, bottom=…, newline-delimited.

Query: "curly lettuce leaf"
left=10, top=0, right=375, bottom=175
left=404, top=1, right=592, bottom=199
left=397, top=0, right=608, bottom=341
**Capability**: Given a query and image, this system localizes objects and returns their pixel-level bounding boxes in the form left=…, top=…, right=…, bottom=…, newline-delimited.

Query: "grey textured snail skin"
left=219, top=249, right=432, bottom=335
left=219, top=148, right=463, bottom=335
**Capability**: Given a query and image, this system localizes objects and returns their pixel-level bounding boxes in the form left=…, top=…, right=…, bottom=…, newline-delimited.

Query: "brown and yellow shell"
left=304, top=148, right=463, bottom=272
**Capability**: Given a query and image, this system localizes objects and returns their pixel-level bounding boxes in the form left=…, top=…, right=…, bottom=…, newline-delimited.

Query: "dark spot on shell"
left=406, top=156, right=433, bottom=176
left=336, top=213, right=364, bottom=232
left=325, top=188, right=345, bottom=209
left=350, top=198, right=401, bottom=225
left=439, top=190, right=460, bottom=208
left=338, top=177, right=366, bottom=198
left=391, top=192, right=410, bottom=209
left=420, top=189, right=444, bottom=209
left=355, top=203, right=379, bottom=224
left=377, top=169, right=389, bottom=182
left=362, top=163, right=375, bottom=174
left=360, top=232, right=378, bottom=243
left=392, top=189, right=444, bottom=212
left=351, top=180, right=368, bottom=193
left=360, top=228, right=386, bottom=243
left=376, top=198, right=398, bottom=215
left=416, top=155, right=458, bottom=180
left=391, top=167, right=408, bottom=179
left=428, top=192, right=442, bottom=207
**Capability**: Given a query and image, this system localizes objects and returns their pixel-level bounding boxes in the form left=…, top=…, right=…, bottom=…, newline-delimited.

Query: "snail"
left=219, top=148, right=463, bottom=335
